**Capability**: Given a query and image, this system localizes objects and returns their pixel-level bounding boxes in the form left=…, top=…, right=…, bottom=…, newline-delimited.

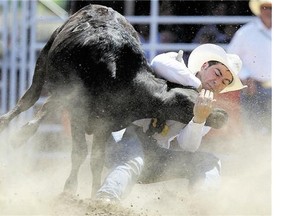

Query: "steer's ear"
left=205, top=108, right=228, bottom=129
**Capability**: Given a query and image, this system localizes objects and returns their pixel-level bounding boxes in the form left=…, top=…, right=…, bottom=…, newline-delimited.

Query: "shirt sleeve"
left=175, top=118, right=211, bottom=152
left=151, top=52, right=202, bottom=88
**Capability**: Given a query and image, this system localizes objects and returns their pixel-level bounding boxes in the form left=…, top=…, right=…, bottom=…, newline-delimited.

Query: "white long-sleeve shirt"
left=132, top=52, right=211, bottom=152
left=227, top=17, right=271, bottom=82
left=132, top=119, right=210, bottom=152
left=150, top=51, right=202, bottom=89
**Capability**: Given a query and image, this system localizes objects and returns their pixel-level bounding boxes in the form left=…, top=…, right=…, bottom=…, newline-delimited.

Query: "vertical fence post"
left=149, top=0, right=159, bottom=62
left=0, top=0, right=9, bottom=114
left=8, top=0, right=19, bottom=109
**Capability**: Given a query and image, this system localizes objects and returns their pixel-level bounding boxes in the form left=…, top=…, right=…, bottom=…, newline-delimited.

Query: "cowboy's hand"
left=176, top=50, right=184, bottom=62
left=193, top=89, right=214, bottom=123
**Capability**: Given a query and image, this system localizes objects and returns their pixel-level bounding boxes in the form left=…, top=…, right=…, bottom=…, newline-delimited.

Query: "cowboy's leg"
left=186, top=151, right=221, bottom=192
left=96, top=157, right=143, bottom=201
left=95, top=126, right=144, bottom=201
left=139, top=147, right=221, bottom=192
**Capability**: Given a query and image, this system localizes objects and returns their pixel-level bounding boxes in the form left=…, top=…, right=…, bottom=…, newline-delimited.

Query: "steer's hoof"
left=56, top=191, right=80, bottom=203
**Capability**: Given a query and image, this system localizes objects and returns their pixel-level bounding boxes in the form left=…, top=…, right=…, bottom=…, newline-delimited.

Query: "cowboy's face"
left=198, top=62, right=233, bottom=93
left=260, top=3, right=272, bottom=28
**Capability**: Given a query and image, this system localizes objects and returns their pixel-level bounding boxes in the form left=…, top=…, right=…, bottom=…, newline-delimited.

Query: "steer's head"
left=205, top=108, right=228, bottom=129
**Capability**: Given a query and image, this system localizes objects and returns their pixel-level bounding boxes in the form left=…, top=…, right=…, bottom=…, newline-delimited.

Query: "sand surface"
left=0, top=125, right=271, bottom=216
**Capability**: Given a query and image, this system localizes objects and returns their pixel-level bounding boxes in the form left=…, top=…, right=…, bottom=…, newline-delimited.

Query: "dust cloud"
left=123, top=129, right=271, bottom=216
left=0, top=121, right=271, bottom=216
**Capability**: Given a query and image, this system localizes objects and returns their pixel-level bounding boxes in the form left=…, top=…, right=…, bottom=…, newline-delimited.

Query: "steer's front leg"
left=90, top=125, right=111, bottom=199
left=63, top=114, right=88, bottom=195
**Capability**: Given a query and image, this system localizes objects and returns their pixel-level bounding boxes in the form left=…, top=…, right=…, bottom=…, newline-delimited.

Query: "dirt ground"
left=0, top=123, right=271, bottom=216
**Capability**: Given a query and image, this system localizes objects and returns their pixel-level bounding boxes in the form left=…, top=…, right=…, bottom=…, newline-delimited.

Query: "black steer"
left=0, top=4, right=227, bottom=198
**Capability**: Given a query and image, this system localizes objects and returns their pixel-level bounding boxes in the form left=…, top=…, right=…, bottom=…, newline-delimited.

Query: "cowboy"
left=95, top=44, right=246, bottom=202
left=227, top=0, right=272, bottom=135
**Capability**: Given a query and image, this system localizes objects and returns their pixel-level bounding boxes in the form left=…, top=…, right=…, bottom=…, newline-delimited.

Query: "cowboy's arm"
left=171, top=89, right=214, bottom=152
left=173, top=120, right=210, bottom=152
left=151, top=51, right=201, bottom=88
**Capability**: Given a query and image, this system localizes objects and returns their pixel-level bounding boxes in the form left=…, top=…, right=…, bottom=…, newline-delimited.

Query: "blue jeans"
left=96, top=125, right=221, bottom=201
left=96, top=126, right=144, bottom=201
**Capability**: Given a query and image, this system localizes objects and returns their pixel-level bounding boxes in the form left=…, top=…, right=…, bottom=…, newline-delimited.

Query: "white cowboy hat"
left=249, top=0, right=272, bottom=16
left=187, top=43, right=246, bottom=93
